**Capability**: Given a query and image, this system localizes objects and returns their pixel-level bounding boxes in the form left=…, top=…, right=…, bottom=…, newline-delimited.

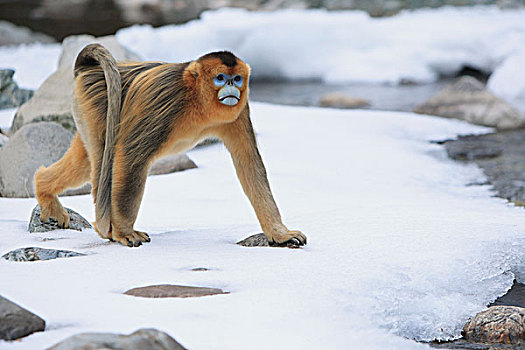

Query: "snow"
left=1, top=102, right=525, bottom=349
left=116, top=6, right=525, bottom=86
left=488, top=50, right=525, bottom=114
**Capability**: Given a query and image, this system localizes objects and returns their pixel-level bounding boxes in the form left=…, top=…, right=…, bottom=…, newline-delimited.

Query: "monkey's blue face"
left=214, top=73, right=243, bottom=106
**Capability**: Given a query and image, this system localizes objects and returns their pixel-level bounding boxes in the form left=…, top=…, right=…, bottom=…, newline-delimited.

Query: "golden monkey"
left=34, top=44, right=307, bottom=248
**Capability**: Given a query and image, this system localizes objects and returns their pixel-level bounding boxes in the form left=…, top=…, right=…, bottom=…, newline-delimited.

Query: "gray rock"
left=0, top=295, right=45, bottom=341
left=414, top=76, right=525, bottom=130
left=0, top=122, right=74, bottom=197
left=445, top=136, right=503, bottom=161
left=0, top=69, right=33, bottom=109
left=46, top=328, right=186, bottom=350
left=444, top=129, right=525, bottom=207
left=318, top=92, right=371, bottom=109
left=2, top=247, right=85, bottom=262
left=149, top=154, right=197, bottom=176
left=29, top=204, right=92, bottom=233
left=237, top=232, right=303, bottom=248
left=10, top=34, right=141, bottom=135
left=124, top=284, right=228, bottom=298
left=462, top=306, right=525, bottom=344
left=0, top=21, right=55, bottom=46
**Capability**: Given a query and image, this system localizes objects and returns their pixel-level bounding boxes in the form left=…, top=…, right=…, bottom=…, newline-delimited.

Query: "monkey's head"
left=184, top=51, right=250, bottom=110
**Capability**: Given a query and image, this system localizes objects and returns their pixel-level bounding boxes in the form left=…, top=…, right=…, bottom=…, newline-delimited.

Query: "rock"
left=443, top=129, right=525, bottom=206
left=0, top=122, right=74, bottom=197
left=237, top=232, right=303, bottom=248
left=2, top=247, right=85, bottom=262
left=28, top=204, right=92, bottom=233
left=124, top=284, right=228, bottom=298
left=0, top=69, right=33, bottom=109
left=413, top=76, right=525, bottom=130
left=318, top=92, right=371, bottom=109
left=0, top=295, right=45, bottom=341
left=10, top=34, right=141, bottom=135
left=47, top=328, right=186, bottom=350
left=149, top=154, right=197, bottom=176
left=0, top=20, right=55, bottom=46
left=462, top=306, right=525, bottom=344
left=445, top=135, right=503, bottom=161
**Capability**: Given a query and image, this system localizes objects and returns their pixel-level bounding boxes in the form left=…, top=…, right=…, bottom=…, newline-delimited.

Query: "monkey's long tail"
left=74, top=44, right=122, bottom=237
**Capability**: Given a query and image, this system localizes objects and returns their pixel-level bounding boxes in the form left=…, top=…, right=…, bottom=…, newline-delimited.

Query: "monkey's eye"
left=233, top=75, right=243, bottom=87
left=214, top=74, right=227, bottom=87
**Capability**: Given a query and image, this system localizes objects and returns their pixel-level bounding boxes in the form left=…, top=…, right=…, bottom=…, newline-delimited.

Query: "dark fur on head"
left=200, top=51, right=238, bottom=67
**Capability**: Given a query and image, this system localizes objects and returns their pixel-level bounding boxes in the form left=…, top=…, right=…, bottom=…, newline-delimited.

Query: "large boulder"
left=413, top=76, right=525, bottom=130
left=0, top=20, right=55, bottom=46
left=0, top=295, right=45, bottom=341
left=47, top=328, right=186, bottom=350
left=0, top=69, right=33, bottom=109
left=0, top=122, right=74, bottom=197
left=10, top=34, right=141, bottom=135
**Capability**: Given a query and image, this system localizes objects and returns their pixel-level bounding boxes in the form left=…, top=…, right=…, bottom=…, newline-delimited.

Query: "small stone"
left=0, top=295, right=45, bottom=341
left=28, top=204, right=92, bottom=233
left=2, top=247, right=85, bottom=262
left=46, top=328, right=186, bottom=350
left=124, top=284, right=228, bottom=298
left=237, top=232, right=302, bottom=248
left=149, top=154, right=197, bottom=176
left=318, top=92, right=371, bottom=109
left=462, top=305, right=525, bottom=344
left=191, top=267, right=209, bottom=271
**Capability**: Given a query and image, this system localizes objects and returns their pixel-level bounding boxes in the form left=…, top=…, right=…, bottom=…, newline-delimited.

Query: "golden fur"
left=35, top=44, right=306, bottom=247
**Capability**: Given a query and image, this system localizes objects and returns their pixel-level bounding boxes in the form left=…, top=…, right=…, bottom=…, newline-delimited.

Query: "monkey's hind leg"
left=107, top=146, right=151, bottom=247
left=35, top=134, right=91, bottom=228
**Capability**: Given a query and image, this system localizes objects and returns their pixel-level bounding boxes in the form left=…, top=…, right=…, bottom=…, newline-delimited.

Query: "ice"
left=1, top=103, right=525, bottom=349
left=117, top=6, right=525, bottom=84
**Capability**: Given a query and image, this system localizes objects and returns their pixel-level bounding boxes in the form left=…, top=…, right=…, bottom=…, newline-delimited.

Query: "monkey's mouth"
left=218, top=85, right=241, bottom=106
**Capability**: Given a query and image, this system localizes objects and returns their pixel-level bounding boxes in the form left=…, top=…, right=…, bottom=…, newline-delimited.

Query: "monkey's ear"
left=183, top=61, right=201, bottom=86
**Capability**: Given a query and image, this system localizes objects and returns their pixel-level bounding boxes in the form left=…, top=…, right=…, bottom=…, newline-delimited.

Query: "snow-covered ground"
left=1, top=103, right=525, bottom=349
left=2, top=5, right=525, bottom=349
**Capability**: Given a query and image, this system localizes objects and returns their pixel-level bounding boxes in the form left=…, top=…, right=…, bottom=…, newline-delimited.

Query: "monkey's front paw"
left=112, top=230, right=150, bottom=248
left=39, top=198, right=70, bottom=229
left=268, top=230, right=307, bottom=247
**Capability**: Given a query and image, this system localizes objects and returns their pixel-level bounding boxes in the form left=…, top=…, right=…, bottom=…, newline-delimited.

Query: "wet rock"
left=445, top=136, right=503, bottom=161
left=443, top=129, right=525, bottom=206
left=0, top=295, right=45, bottom=340
left=10, top=34, right=141, bottom=135
left=0, top=69, right=33, bottom=109
left=414, top=76, right=524, bottom=130
left=47, top=328, right=186, bottom=350
left=491, top=281, right=525, bottom=308
left=462, top=306, right=525, bottom=344
left=2, top=247, right=85, bottom=262
left=29, top=204, right=92, bottom=233
left=149, top=154, right=197, bottom=176
left=237, top=232, right=303, bottom=248
left=0, top=20, right=55, bottom=46
left=124, top=284, right=228, bottom=298
left=0, top=122, right=74, bottom=197
left=318, top=92, right=371, bottom=109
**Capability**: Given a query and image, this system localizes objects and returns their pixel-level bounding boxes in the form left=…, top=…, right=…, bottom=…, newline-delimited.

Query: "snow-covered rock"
left=414, top=76, right=524, bottom=129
